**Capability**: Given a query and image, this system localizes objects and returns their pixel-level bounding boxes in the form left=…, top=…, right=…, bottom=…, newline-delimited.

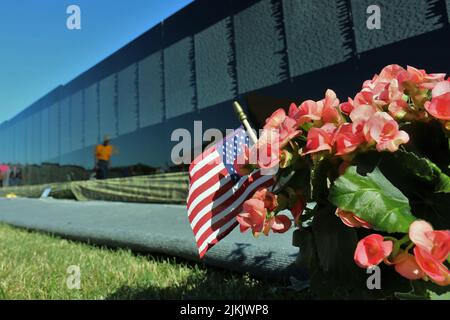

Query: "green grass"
left=0, top=224, right=305, bottom=300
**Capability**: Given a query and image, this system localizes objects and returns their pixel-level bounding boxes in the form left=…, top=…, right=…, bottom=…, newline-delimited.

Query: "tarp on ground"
left=0, top=172, right=189, bottom=204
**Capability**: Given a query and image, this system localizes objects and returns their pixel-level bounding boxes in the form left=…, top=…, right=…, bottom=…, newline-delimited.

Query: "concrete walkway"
left=0, top=198, right=305, bottom=281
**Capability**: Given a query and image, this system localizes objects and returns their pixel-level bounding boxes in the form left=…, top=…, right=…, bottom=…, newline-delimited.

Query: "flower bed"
left=234, top=65, right=450, bottom=299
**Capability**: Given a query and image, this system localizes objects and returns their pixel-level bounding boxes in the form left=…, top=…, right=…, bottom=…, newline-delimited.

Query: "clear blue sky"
left=0, top=0, right=193, bottom=124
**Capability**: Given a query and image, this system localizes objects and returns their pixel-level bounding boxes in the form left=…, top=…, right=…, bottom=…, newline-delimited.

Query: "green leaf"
left=329, top=166, right=416, bottom=233
left=395, top=150, right=450, bottom=193
left=428, top=291, right=450, bottom=300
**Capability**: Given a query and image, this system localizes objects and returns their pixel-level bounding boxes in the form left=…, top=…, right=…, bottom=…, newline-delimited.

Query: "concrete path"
left=0, top=198, right=305, bottom=281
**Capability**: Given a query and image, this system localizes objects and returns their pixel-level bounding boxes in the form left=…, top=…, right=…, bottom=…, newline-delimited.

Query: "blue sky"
left=0, top=0, right=192, bottom=124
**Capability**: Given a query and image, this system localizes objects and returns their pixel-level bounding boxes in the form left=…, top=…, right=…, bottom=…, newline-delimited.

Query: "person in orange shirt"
left=95, top=135, right=115, bottom=180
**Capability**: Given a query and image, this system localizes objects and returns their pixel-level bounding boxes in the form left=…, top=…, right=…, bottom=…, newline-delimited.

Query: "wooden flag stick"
left=233, top=101, right=258, bottom=144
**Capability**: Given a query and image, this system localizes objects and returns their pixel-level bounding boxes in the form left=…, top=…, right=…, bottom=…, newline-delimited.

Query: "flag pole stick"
left=233, top=101, right=258, bottom=144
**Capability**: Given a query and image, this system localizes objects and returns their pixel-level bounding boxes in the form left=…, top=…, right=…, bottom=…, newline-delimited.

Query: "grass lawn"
left=0, top=224, right=304, bottom=300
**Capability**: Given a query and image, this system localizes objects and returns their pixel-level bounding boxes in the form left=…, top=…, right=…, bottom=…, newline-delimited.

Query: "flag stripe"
left=198, top=220, right=240, bottom=256
left=189, top=150, right=219, bottom=178
left=187, top=165, right=229, bottom=210
left=187, top=177, right=235, bottom=222
left=187, top=160, right=225, bottom=200
left=192, top=171, right=266, bottom=234
left=195, top=176, right=274, bottom=248
left=198, top=221, right=239, bottom=258
left=190, top=170, right=263, bottom=230
left=188, top=158, right=223, bottom=191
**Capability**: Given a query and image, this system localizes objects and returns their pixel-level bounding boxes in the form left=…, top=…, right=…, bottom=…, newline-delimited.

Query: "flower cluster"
left=232, top=65, right=449, bottom=292
left=236, top=188, right=304, bottom=237
left=235, top=65, right=449, bottom=177
left=354, top=221, right=450, bottom=287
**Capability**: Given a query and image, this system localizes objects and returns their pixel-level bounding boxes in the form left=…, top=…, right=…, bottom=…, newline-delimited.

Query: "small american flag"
left=187, top=128, right=275, bottom=258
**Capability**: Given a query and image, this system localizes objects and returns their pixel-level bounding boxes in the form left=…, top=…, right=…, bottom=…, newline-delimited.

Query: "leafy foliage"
left=329, top=166, right=416, bottom=233
left=394, top=150, right=450, bottom=193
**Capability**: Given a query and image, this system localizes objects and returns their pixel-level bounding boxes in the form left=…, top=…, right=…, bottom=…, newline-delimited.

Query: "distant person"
left=9, top=166, right=21, bottom=186
left=95, top=135, right=115, bottom=180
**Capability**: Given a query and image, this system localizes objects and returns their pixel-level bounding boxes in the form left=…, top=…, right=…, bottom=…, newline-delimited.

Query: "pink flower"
left=235, top=128, right=284, bottom=175
left=376, top=64, right=406, bottom=84
left=388, top=99, right=409, bottom=119
left=319, top=90, right=344, bottom=125
left=264, top=108, right=301, bottom=147
left=425, top=93, right=450, bottom=121
left=292, top=90, right=343, bottom=126
left=393, top=251, right=425, bottom=280
left=363, top=112, right=410, bottom=152
left=362, top=65, right=406, bottom=109
left=236, top=199, right=267, bottom=236
left=293, top=100, right=323, bottom=125
left=354, top=90, right=386, bottom=109
left=424, top=81, right=450, bottom=120
left=241, top=188, right=295, bottom=236
left=409, top=220, right=450, bottom=262
left=339, top=98, right=354, bottom=115
left=398, top=66, right=446, bottom=89
left=332, top=123, right=365, bottom=156
left=414, top=246, right=450, bottom=286
left=354, top=234, right=393, bottom=268
left=322, top=106, right=343, bottom=125
left=263, top=215, right=292, bottom=235
left=336, top=209, right=371, bottom=229
left=254, top=129, right=281, bottom=171
left=431, top=80, right=450, bottom=97
left=253, top=188, right=278, bottom=212
left=303, top=123, right=336, bottom=155
left=264, top=108, right=286, bottom=129
left=349, top=104, right=377, bottom=124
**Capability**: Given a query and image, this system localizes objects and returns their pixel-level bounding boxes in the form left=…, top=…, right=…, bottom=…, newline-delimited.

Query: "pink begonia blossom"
left=332, top=123, right=365, bottom=156
left=336, top=209, right=371, bottom=229
left=264, top=108, right=301, bottom=147
left=424, top=81, right=450, bottom=120
left=318, top=90, right=344, bottom=125
left=252, top=188, right=278, bottom=212
left=363, top=112, right=410, bottom=152
left=263, top=215, right=292, bottom=235
left=393, top=251, right=425, bottom=280
left=398, top=66, right=446, bottom=90
left=409, top=220, right=450, bottom=262
left=303, top=123, right=336, bottom=155
left=291, top=100, right=323, bottom=125
left=414, top=246, right=450, bottom=286
left=339, top=98, right=354, bottom=115
left=349, top=105, right=377, bottom=124
left=354, top=234, right=393, bottom=268
left=408, top=220, right=450, bottom=286
left=236, top=199, right=267, bottom=236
